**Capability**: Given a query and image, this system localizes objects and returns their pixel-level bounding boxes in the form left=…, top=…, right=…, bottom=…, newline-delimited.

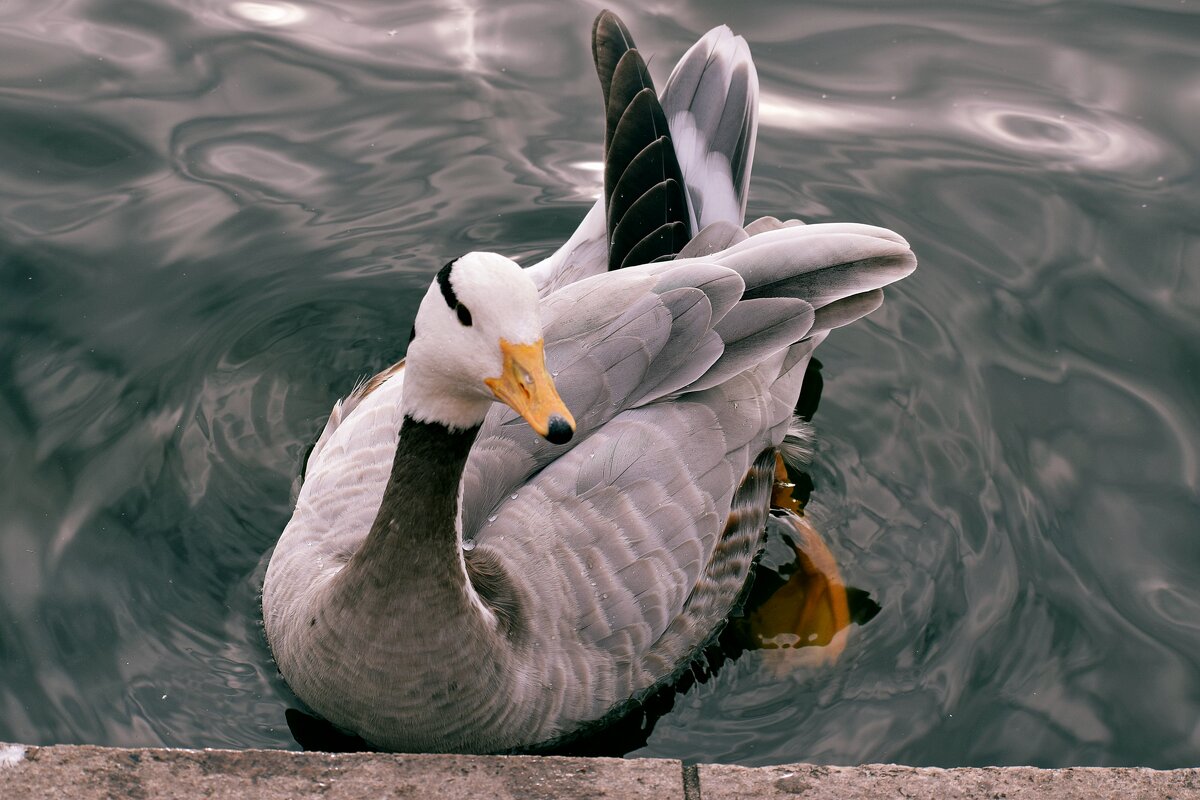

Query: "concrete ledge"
left=3, top=743, right=1199, bottom=799
left=699, top=762, right=1200, bottom=799
left=0, top=744, right=681, bottom=799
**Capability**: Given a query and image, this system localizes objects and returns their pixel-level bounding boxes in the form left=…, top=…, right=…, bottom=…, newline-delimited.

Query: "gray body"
left=261, top=17, right=916, bottom=753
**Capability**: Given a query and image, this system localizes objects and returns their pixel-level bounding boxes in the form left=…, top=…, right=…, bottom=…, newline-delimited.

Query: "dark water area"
left=2, top=0, right=1199, bottom=768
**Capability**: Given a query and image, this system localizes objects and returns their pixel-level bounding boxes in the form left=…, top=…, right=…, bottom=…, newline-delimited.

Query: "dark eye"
left=456, top=304, right=473, bottom=326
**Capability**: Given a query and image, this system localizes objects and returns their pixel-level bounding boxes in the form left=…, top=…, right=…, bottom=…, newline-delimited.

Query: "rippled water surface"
left=2, top=0, right=1199, bottom=767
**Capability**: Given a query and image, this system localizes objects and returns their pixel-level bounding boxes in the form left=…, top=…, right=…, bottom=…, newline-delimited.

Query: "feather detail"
left=779, top=414, right=815, bottom=471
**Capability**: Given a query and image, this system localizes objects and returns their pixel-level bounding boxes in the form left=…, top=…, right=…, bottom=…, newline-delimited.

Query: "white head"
left=403, top=252, right=574, bottom=442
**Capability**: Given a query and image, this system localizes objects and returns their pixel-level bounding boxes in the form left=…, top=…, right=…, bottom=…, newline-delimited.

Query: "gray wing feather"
left=626, top=286, right=717, bottom=405
left=688, top=298, right=815, bottom=393
left=811, top=288, right=886, bottom=335
left=674, top=220, right=750, bottom=259
left=743, top=215, right=806, bottom=235
left=646, top=261, right=744, bottom=322
left=713, top=228, right=916, bottom=308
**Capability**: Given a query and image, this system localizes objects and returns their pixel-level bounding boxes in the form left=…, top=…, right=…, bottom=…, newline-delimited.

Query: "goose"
left=261, top=11, right=916, bottom=754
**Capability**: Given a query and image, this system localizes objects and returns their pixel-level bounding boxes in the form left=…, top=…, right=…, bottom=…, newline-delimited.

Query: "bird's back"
left=462, top=225, right=915, bottom=742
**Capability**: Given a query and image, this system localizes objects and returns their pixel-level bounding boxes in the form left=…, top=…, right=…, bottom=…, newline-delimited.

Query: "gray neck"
left=297, top=415, right=543, bottom=751
left=331, top=415, right=481, bottom=611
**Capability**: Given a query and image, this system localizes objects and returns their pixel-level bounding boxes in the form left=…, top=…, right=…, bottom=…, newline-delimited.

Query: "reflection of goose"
left=262, top=11, right=915, bottom=754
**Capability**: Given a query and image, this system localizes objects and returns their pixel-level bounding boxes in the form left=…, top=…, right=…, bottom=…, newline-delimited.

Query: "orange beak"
left=484, top=338, right=575, bottom=444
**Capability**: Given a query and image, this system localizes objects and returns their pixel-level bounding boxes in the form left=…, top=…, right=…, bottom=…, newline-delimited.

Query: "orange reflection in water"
left=741, top=454, right=852, bottom=669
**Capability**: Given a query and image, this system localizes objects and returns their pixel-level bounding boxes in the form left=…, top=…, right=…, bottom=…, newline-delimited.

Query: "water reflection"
left=228, top=2, right=307, bottom=27
left=949, top=100, right=1166, bottom=171
left=761, top=90, right=1173, bottom=176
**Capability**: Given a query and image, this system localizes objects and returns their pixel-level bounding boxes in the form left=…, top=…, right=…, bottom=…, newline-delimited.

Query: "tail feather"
left=595, top=11, right=693, bottom=271
left=528, top=16, right=761, bottom=289
left=661, top=26, right=759, bottom=230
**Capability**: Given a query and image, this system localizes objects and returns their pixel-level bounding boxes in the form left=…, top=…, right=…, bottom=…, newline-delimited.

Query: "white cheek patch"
left=450, top=253, right=544, bottom=345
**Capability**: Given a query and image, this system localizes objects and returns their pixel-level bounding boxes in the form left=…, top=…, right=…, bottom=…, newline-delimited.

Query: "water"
left=2, top=0, right=1198, bottom=767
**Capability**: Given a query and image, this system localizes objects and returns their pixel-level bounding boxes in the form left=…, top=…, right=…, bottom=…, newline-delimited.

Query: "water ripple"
left=1, top=0, right=1199, bottom=769
left=948, top=99, right=1167, bottom=171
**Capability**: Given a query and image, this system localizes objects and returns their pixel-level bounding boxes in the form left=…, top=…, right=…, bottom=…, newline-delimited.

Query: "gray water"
left=1, top=0, right=1199, bottom=767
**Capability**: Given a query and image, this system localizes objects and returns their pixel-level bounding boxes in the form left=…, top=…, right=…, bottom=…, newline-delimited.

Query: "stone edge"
left=2, top=743, right=1199, bottom=799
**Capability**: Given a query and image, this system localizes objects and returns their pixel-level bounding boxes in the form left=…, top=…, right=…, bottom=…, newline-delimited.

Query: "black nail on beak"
left=545, top=415, right=574, bottom=445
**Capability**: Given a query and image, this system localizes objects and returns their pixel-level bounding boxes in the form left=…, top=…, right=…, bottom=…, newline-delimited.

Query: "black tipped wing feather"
left=591, top=11, right=635, bottom=116
left=620, top=221, right=690, bottom=270
left=593, top=10, right=692, bottom=270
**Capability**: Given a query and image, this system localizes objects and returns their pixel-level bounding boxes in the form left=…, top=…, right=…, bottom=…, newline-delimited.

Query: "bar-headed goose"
left=262, top=11, right=915, bottom=754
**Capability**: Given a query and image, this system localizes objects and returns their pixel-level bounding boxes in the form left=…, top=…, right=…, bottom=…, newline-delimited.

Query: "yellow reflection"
left=743, top=454, right=852, bottom=671
left=749, top=512, right=850, bottom=662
